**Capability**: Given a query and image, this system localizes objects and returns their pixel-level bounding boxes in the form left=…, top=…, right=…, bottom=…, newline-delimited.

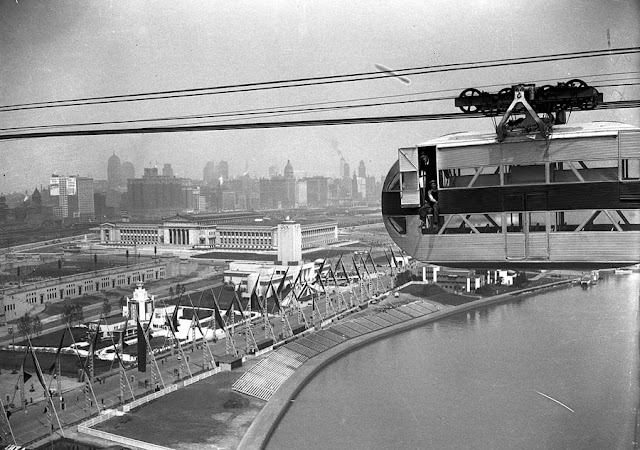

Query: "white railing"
left=78, top=425, right=173, bottom=450
left=78, top=409, right=119, bottom=428
left=121, top=384, right=178, bottom=412
left=183, top=367, right=220, bottom=387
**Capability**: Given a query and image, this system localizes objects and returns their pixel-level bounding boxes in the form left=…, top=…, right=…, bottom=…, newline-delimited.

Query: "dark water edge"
left=267, top=273, right=640, bottom=450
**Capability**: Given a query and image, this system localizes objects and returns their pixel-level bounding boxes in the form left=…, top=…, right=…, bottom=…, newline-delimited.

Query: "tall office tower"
left=107, top=153, right=122, bottom=187
left=295, top=179, right=307, bottom=208
left=217, top=161, right=229, bottom=181
left=76, top=177, right=95, bottom=221
left=31, top=187, right=42, bottom=212
left=358, top=160, right=367, bottom=178
left=50, top=175, right=76, bottom=219
left=305, top=176, right=329, bottom=207
left=162, top=163, right=174, bottom=178
left=340, top=157, right=347, bottom=179
left=268, top=165, right=278, bottom=178
left=284, top=160, right=295, bottom=208
left=128, top=168, right=190, bottom=217
left=121, top=161, right=135, bottom=184
left=343, top=161, right=351, bottom=180
left=284, top=160, right=294, bottom=179
left=203, top=160, right=216, bottom=185
left=259, top=178, right=276, bottom=209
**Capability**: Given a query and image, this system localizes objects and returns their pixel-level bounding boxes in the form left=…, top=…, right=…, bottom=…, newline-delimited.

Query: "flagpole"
left=142, top=320, right=165, bottom=390
left=26, top=336, right=65, bottom=438
left=0, top=396, right=16, bottom=445
left=101, top=315, right=136, bottom=404
left=56, top=355, right=62, bottom=402
left=65, top=323, right=100, bottom=417
left=19, top=360, right=25, bottom=413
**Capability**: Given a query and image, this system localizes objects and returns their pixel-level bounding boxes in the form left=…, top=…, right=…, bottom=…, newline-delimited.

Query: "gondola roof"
left=417, top=121, right=639, bottom=149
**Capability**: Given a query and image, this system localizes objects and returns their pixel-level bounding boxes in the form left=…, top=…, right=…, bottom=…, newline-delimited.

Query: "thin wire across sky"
left=0, top=47, right=638, bottom=140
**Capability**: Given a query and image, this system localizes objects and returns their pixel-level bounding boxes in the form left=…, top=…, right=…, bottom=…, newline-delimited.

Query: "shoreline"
left=238, top=278, right=575, bottom=450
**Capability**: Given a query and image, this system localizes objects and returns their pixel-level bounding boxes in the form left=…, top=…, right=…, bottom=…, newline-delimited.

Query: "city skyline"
left=0, top=153, right=379, bottom=196
left=1, top=1, right=638, bottom=195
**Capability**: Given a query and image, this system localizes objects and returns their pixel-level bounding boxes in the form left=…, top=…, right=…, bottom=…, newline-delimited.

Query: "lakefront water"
left=267, top=273, right=639, bottom=449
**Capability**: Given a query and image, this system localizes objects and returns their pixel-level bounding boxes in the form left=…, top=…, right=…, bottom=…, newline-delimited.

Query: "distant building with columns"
left=97, top=212, right=338, bottom=254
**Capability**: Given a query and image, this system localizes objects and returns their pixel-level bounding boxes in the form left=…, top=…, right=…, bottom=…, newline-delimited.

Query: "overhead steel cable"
left=1, top=75, right=638, bottom=134
left=0, top=95, right=454, bottom=132
left=0, top=99, right=637, bottom=141
left=1, top=47, right=638, bottom=113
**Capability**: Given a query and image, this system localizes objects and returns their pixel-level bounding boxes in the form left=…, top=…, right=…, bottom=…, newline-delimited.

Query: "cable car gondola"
left=382, top=80, right=640, bottom=269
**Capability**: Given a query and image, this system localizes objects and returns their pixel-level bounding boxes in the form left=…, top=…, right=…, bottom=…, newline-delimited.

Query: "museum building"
left=98, top=213, right=338, bottom=252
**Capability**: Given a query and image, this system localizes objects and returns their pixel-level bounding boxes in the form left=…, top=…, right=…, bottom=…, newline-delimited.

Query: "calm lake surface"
left=267, top=273, right=639, bottom=449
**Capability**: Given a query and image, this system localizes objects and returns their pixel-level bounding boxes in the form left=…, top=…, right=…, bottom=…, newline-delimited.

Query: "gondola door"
left=398, top=147, right=421, bottom=208
left=525, top=193, right=550, bottom=260
left=504, top=193, right=549, bottom=261
left=504, top=194, right=525, bottom=260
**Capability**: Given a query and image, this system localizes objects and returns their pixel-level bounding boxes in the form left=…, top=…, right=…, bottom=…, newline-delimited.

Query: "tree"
left=61, top=302, right=74, bottom=325
left=394, top=270, right=414, bottom=288
left=33, top=316, right=42, bottom=336
left=102, top=298, right=112, bottom=317
left=125, top=249, right=129, bottom=266
left=169, top=286, right=174, bottom=299
left=72, top=304, right=84, bottom=326
left=514, top=271, right=527, bottom=288
left=8, top=326, right=15, bottom=345
left=118, top=295, right=127, bottom=308
left=17, top=312, right=33, bottom=338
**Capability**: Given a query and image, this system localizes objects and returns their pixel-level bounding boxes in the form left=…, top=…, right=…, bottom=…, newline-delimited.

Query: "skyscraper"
left=76, top=177, right=95, bottom=221
left=50, top=175, right=76, bottom=219
left=203, top=160, right=216, bottom=185
left=358, top=160, right=367, bottom=178
left=121, top=161, right=135, bottom=183
left=284, top=160, right=294, bottom=179
left=128, top=168, right=190, bottom=217
left=107, top=153, right=122, bottom=187
left=162, top=163, right=174, bottom=178
left=284, top=160, right=295, bottom=208
left=217, top=161, right=229, bottom=182
left=305, top=176, right=328, bottom=207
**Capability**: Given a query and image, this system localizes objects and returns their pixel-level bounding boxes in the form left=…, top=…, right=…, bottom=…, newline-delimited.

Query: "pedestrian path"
left=232, top=300, right=440, bottom=401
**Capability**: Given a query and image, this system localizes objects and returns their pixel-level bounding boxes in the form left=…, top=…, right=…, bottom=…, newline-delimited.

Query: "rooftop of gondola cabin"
left=415, top=121, right=639, bottom=149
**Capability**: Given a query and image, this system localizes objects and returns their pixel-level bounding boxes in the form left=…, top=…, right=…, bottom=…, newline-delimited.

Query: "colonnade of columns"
left=168, top=228, right=190, bottom=245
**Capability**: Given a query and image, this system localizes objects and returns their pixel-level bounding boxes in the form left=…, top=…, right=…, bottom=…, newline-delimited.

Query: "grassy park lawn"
left=96, top=370, right=264, bottom=449
left=399, top=283, right=478, bottom=306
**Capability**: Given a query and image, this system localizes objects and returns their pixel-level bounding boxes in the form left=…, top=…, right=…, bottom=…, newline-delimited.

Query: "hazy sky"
left=1, top=0, right=639, bottom=194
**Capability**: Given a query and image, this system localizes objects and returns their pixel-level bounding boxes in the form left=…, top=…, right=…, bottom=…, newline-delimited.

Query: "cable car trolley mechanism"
left=382, top=79, right=640, bottom=269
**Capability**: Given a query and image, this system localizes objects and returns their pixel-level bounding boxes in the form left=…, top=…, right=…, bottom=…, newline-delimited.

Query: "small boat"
left=580, top=274, right=592, bottom=287
left=614, top=268, right=633, bottom=275
left=580, top=270, right=599, bottom=287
